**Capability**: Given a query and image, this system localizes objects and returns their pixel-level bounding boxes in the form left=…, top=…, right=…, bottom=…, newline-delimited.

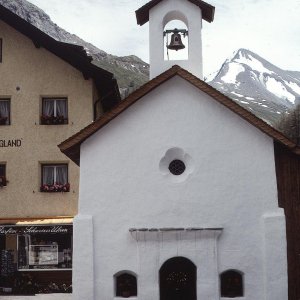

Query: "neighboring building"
left=59, top=0, right=296, bottom=300
left=0, top=4, right=120, bottom=295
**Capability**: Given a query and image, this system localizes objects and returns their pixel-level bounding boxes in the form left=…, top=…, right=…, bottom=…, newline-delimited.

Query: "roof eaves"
left=58, top=66, right=181, bottom=158
left=188, top=0, right=215, bottom=22
left=59, top=65, right=298, bottom=165
left=136, top=0, right=215, bottom=25
left=175, top=68, right=296, bottom=150
left=0, top=4, right=121, bottom=109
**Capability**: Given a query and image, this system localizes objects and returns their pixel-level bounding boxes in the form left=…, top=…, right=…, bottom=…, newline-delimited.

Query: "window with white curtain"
left=41, top=164, right=69, bottom=192
left=0, top=99, right=10, bottom=125
left=41, top=98, right=68, bottom=125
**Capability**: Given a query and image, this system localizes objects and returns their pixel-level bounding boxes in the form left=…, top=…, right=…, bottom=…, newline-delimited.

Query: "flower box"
left=40, top=183, right=70, bottom=193
left=40, top=115, right=67, bottom=125
left=0, top=176, right=7, bottom=187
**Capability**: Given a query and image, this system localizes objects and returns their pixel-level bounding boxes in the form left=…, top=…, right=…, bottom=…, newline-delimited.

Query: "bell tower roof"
left=136, top=0, right=215, bottom=25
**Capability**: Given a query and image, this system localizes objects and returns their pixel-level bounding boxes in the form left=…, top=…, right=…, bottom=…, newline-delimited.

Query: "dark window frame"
left=0, top=38, right=2, bottom=62
left=0, top=98, right=11, bottom=125
left=168, top=159, right=186, bottom=175
left=0, top=164, right=7, bottom=187
left=17, top=227, right=73, bottom=272
left=220, top=269, right=244, bottom=298
left=40, top=163, right=69, bottom=192
left=41, top=97, right=68, bottom=125
left=115, top=272, right=137, bottom=298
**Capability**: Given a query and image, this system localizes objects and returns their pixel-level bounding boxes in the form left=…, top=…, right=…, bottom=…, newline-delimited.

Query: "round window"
left=168, top=159, right=186, bottom=175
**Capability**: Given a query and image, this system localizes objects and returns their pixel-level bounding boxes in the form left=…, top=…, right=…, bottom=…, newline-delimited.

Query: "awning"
left=0, top=217, right=73, bottom=225
left=0, top=218, right=73, bottom=235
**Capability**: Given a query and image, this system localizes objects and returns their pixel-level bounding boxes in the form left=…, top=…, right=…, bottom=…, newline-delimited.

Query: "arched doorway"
left=159, top=257, right=197, bottom=300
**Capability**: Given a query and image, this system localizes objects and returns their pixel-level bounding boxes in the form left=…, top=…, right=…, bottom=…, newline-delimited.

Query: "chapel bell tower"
left=136, top=0, right=215, bottom=80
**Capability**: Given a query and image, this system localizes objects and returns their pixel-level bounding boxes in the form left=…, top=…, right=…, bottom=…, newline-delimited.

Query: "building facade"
left=59, top=0, right=294, bottom=299
left=61, top=65, right=289, bottom=300
left=0, top=4, right=119, bottom=295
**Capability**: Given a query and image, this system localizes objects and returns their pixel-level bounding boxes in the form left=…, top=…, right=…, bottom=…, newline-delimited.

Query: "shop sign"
left=0, top=225, right=72, bottom=235
left=0, top=139, right=22, bottom=147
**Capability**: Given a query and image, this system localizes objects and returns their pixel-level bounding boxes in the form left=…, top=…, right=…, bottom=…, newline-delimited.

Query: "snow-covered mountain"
left=208, top=49, right=300, bottom=128
left=0, top=0, right=149, bottom=96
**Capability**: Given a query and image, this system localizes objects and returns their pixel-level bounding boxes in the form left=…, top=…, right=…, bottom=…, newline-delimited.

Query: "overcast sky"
left=29, top=0, right=300, bottom=76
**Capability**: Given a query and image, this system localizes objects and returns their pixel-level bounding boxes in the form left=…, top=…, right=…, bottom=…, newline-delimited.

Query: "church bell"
left=167, top=29, right=186, bottom=51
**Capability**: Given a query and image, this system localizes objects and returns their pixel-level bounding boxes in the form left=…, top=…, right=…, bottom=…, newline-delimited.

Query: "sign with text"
left=0, top=139, right=22, bottom=147
left=0, top=225, right=72, bottom=235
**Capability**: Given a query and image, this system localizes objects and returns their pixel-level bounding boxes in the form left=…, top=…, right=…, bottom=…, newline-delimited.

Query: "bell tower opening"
left=164, top=20, right=189, bottom=61
left=136, top=0, right=215, bottom=79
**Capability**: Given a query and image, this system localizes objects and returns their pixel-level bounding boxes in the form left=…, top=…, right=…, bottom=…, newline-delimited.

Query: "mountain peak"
left=209, top=50, right=300, bottom=131
left=232, top=48, right=255, bottom=60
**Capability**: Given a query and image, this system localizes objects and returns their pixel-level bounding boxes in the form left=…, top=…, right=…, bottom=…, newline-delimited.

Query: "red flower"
left=40, top=183, right=70, bottom=192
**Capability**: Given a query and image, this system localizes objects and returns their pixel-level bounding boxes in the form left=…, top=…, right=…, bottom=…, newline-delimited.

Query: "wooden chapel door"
left=159, top=257, right=197, bottom=300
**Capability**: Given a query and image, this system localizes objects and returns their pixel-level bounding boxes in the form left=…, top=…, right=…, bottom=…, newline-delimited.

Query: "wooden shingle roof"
left=135, top=0, right=215, bottom=25
left=58, top=65, right=297, bottom=165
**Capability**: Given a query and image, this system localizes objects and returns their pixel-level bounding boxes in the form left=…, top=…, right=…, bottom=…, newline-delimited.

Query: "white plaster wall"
left=73, top=215, right=94, bottom=300
left=149, top=0, right=203, bottom=79
left=74, top=76, right=287, bottom=300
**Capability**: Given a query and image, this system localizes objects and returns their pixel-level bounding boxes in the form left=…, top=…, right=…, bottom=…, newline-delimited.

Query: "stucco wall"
left=0, top=20, right=95, bottom=217
left=75, top=76, right=287, bottom=300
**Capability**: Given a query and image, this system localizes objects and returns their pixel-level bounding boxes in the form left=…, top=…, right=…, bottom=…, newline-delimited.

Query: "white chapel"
left=59, top=0, right=289, bottom=299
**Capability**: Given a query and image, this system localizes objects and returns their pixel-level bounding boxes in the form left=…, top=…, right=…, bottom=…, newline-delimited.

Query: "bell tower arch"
left=136, top=0, right=215, bottom=80
left=163, top=12, right=189, bottom=61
